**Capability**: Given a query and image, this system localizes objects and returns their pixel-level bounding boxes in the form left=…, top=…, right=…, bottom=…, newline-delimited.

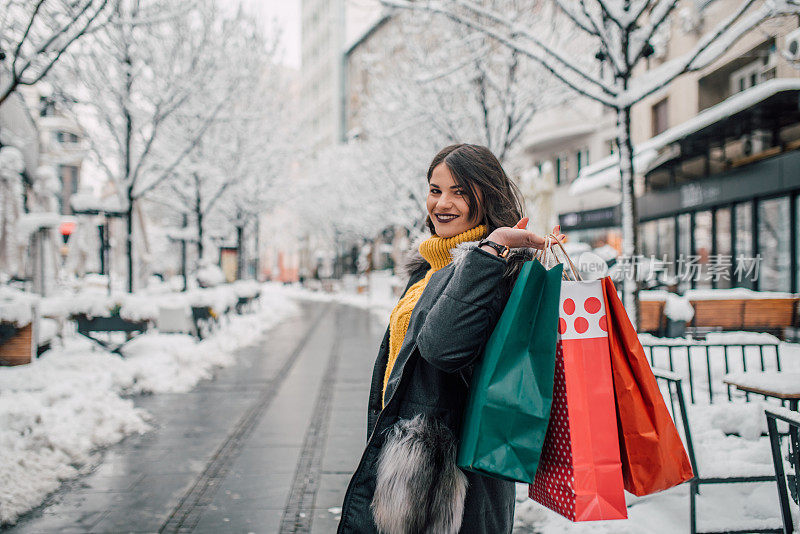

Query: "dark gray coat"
left=338, top=242, right=530, bottom=534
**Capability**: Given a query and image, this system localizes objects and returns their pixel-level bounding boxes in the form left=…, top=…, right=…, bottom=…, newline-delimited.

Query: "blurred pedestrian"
left=338, top=144, right=565, bottom=533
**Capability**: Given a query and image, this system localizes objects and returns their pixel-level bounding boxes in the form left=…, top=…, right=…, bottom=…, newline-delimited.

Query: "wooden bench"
left=639, top=300, right=665, bottom=333
left=743, top=299, right=798, bottom=330
left=691, top=300, right=747, bottom=330
left=690, top=298, right=799, bottom=337
left=639, top=295, right=799, bottom=338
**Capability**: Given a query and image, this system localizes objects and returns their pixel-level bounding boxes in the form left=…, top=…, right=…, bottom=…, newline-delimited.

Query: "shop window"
left=735, top=202, right=754, bottom=288
left=796, top=197, right=800, bottom=293
left=714, top=208, right=732, bottom=288
left=658, top=217, right=675, bottom=267
left=694, top=211, right=713, bottom=288
left=758, top=197, right=791, bottom=291
left=641, top=220, right=658, bottom=258
left=651, top=98, right=669, bottom=137
left=677, top=214, right=692, bottom=291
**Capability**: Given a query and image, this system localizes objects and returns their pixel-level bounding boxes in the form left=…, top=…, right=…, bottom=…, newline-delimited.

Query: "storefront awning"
left=569, top=78, right=800, bottom=195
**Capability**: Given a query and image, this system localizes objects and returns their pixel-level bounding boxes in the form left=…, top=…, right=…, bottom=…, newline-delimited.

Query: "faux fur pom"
left=371, top=415, right=468, bottom=534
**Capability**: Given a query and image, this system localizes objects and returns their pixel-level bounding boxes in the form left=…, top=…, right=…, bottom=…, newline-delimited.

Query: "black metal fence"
left=642, top=341, right=783, bottom=404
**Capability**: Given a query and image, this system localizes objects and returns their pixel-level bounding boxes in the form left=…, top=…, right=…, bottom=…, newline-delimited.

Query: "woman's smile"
left=434, top=213, right=460, bottom=223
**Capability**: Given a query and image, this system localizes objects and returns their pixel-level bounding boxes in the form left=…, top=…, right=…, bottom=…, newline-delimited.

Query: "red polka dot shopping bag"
left=528, top=277, right=628, bottom=521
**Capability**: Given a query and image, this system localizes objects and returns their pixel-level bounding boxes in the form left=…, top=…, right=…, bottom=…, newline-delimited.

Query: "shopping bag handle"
left=533, top=235, right=573, bottom=281
left=540, top=233, right=582, bottom=282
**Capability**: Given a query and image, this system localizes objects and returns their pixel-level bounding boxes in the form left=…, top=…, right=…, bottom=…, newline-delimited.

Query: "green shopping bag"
left=457, top=259, right=563, bottom=483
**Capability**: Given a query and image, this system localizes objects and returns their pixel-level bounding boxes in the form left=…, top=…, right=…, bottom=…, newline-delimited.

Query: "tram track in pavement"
left=158, top=303, right=331, bottom=534
left=278, top=308, right=342, bottom=533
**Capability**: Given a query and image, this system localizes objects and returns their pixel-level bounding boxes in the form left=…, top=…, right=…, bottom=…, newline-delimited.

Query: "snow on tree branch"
left=0, top=0, right=113, bottom=106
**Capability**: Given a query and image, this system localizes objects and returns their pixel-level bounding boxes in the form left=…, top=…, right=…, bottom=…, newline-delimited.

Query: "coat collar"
left=400, top=234, right=536, bottom=279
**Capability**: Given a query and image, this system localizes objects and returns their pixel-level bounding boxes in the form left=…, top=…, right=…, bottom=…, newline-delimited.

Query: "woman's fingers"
left=514, top=217, right=529, bottom=230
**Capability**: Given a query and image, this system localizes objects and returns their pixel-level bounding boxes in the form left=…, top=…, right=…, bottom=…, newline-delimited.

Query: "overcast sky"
left=223, top=0, right=301, bottom=69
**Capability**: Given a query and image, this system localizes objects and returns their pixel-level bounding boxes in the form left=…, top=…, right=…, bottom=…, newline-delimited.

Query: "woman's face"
left=427, top=163, right=480, bottom=238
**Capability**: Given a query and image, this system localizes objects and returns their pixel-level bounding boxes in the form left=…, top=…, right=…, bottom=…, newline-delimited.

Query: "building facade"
left=563, top=0, right=800, bottom=294
left=301, top=0, right=347, bottom=151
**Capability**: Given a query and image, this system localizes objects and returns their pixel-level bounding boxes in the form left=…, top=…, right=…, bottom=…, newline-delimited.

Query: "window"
left=555, top=156, right=562, bottom=185
left=59, top=165, right=80, bottom=214
left=735, top=202, right=754, bottom=288
left=694, top=211, right=713, bottom=288
left=759, top=197, right=791, bottom=291
left=729, top=58, right=773, bottom=95
left=651, top=98, right=669, bottom=137
left=677, top=213, right=692, bottom=292
left=575, top=148, right=589, bottom=176
left=39, top=96, right=56, bottom=117
left=55, top=131, right=79, bottom=144
left=715, top=208, right=732, bottom=288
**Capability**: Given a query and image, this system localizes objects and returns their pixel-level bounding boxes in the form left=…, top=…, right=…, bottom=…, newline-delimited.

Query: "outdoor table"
left=723, top=372, right=800, bottom=411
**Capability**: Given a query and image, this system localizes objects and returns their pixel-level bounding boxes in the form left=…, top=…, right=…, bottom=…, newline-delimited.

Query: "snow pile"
left=0, top=342, right=150, bottom=525
left=723, top=371, right=800, bottom=396
left=640, top=288, right=799, bottom=301
left=663, top=293, right=694, bottom=322
left=232, top=279, right=261, bottom=298
left=0, top=284, right=299, bottom=525
left=196, top=263, right=225, bottom=287
left=39, top=282, right=249, bottom=323
left=0, top=286, right=39, bottom=326
left=686, top=288, right=798, bottom=300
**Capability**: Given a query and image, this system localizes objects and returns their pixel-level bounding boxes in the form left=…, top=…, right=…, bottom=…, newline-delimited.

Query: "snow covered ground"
left=0, top=283, right=299, bottom=525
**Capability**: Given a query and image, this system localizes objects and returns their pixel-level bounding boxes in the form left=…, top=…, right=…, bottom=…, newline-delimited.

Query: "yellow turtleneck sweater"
left=382, top=224, right=487, bottom=407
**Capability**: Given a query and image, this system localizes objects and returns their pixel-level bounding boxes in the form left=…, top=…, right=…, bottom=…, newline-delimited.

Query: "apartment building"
left=626, top=0, right=800, bottom=292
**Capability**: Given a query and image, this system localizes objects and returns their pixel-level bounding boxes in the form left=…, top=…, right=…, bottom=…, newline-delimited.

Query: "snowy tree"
left=0, top=146, right=25, bottom=275
left=325, top=3, right=570, bottom=265
left=143, top=8, right=292, bottom=283
left=352, top=4, right=566, bottom=164
left=384, top=0, right=800, bottom=322
left=0, top=0, right=112, bottom=106
left=54, top=0, right=230, bottom=292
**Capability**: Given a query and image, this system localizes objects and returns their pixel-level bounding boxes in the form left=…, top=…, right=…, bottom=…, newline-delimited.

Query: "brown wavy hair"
left=425, top=144, right=525, bottom=235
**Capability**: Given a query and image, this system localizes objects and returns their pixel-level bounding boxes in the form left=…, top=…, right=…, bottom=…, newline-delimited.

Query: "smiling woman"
left=337, top=144, right=565, bottom=534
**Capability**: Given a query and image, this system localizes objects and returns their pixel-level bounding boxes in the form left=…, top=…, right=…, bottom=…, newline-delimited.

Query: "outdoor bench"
left=73, top=313, right=149, bottom=354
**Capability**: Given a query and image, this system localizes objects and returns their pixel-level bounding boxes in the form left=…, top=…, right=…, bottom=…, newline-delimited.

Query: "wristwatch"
left=478, top=239, right=510, bottom=259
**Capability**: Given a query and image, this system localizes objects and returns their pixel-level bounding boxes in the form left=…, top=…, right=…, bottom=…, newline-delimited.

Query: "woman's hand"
left=484, top=218, right=566, bottom=251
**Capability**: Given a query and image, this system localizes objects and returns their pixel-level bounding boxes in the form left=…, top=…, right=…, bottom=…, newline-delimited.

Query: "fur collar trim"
left=400, top=237, right=536, bottom=279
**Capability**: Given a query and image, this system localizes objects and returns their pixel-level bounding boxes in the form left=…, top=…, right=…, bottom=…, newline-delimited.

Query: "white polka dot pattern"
left=528, top=341, right=577, bottom=520
left=557, top=281, right=608, bottom=341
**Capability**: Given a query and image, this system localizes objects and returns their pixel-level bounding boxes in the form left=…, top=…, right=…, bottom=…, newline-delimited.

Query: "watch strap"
left=478, top=239, right=510, bottom=258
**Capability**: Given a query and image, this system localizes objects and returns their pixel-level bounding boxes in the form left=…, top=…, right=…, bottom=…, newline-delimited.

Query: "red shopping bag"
left=601, top=278, right=694, bottom=496
left=529, top=279, right=627, bottom=521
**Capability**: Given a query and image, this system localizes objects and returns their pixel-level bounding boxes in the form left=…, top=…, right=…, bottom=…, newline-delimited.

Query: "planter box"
left=0, top=323, right=34, bottom=366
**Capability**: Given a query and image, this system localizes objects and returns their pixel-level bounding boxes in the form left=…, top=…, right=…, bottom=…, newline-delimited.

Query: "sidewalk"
left=4, top=300, right=383, bottom=534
